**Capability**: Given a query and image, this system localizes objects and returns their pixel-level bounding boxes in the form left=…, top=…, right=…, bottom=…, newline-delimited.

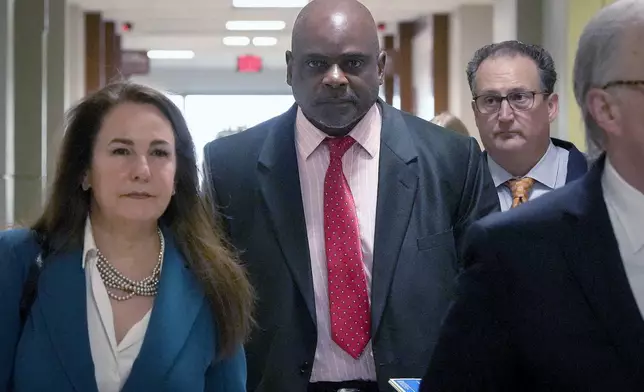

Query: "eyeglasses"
left=472, top=91, right=548, bottom=114
left=602, top=80, right=644, bottom=89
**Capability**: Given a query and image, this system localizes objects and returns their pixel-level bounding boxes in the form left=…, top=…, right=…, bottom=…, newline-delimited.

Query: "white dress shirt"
left=295, top=104, right=380, bottom=382
left=487, top=141, right=570, bottom=211
left=602, top=159, right=644, bottom=318
left=83, top=218, right=161, bottom=392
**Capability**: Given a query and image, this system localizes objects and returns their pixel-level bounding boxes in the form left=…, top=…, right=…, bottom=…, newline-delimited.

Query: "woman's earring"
left=81, top=182, right=90, bottom=191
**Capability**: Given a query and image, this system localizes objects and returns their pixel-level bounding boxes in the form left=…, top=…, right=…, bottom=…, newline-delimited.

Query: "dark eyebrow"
left=507, top=87, right=533, bottom=93
left=340, top=52, right=369, bottom=58
left=478, top=87, right=533, bottom=96
left=301, top=52, right=369, bottom=59
left=108, top=138, right=171, bottom=147
left=150, top=140, right=171, bottom=147
left=108, top=138, right=134, bottom=146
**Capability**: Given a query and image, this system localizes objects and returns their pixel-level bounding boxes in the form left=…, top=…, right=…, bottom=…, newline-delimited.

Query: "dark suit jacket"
left=0, top=227, right=246, bottom=392
left=421, top=156, right=644, bottom=391
left=550, top=137, right=588, bottom=184
left=483, top=137, right=588, bottom=184
left=203, top=101, right=500, bottom=391
left=550, top=137, right=588, bottom=183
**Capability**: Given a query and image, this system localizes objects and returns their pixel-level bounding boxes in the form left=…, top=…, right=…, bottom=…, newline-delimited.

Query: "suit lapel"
left=565, top=145, right=589, bottom=183
left=255, top=103, right=420, bottom=333
left=123, top=228, right=204, bottom=391
left=37, top=249, right=98, bottom=392
left=256, top=105, right=316, bottom=323
left=371, top=103, right=419, bottom=335
left=562, top=156, right=644, bottom=384
left=551, top=138, right=588, bottom=183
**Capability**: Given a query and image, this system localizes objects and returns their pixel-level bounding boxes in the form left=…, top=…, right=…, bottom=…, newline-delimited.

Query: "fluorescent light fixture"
left=146, top=50, right=194, bottom=59
left=225, top=20, right=286, bottom=31
left=233, top=0, right=308, bottom=8
left=223, top=36, right=251, bottom=46
left=252, top=37, right=278, bottom=46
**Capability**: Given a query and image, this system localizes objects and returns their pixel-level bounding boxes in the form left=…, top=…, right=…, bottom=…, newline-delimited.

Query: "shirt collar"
left=82, top=217, right=98, bottom=269
left=487, top=141, right=560, bottom=188
left=294, top=103, right=381, bottom=160
left=602, top=158, right=644, bottom=254
left=81, top=217, right=167, bottom=270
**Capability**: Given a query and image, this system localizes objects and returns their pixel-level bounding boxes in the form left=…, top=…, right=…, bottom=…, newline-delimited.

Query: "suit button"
left=300, top=361, right=310, bottom=374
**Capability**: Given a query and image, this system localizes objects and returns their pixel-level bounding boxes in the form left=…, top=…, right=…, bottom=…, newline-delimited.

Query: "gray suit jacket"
left=203, top=100, right=500, bottom=391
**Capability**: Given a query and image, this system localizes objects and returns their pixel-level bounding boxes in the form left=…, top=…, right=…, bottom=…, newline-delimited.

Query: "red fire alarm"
left=377, top=22, right=386, bottom=31
left=237, top=55, right=262, bottom=73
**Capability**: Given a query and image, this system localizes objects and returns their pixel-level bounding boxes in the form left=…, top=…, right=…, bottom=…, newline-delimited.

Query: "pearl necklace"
left=95, top=228, right=164, bottom=301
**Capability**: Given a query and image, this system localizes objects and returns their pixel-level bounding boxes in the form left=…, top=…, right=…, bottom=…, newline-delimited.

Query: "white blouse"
left=83, top=218, right=162, bottom=392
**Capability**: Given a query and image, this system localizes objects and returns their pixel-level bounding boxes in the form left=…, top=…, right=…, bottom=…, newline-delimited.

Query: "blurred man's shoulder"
left=476, top=181, right=581, bottom=237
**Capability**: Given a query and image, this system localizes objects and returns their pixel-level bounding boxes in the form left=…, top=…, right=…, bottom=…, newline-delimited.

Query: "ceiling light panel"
left=223, top=36, right=251, bottom=46
left=233, top=0, right=308, bottom=8
left=225, top=20, right=286, bottom=31
left=252, top=37, right=278, bottom=46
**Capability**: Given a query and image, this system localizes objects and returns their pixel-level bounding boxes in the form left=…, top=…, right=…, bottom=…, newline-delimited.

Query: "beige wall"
left=448, top=4, right=494, bottom=142
left=565, top=0, right=616, bottom=152
left=0, top=0, right=14, bottom=226
left=66, top=3, right=86, bottom=109
left=411, top=17, right=434, bottom=121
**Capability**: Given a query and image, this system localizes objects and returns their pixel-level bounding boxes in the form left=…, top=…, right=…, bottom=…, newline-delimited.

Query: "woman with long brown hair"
left=0, top=82, right=254, bottom=391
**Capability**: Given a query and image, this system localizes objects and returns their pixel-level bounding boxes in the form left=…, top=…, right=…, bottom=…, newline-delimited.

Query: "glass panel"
left=164, top=93, right=185, bottom=114
left=183, top=94, right=295, bottom=167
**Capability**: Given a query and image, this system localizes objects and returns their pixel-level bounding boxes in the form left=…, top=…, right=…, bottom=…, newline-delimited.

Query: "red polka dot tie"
left=323, top=136, right=371, bottom=359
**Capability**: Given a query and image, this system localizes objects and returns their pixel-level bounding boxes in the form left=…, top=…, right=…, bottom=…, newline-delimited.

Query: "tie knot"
left=506, top=177, right=535, bottom=193
left=326, top=136, right=356, bottom=160
left=505, top=177, right=536, bottom=208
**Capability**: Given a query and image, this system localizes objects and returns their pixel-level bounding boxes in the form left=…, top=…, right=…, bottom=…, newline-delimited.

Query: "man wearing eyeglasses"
left=420, top=1, right=644, bottom=390
left=467, top=41, right=588, bottom=211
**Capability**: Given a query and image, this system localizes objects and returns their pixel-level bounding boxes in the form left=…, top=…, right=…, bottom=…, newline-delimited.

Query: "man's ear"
left=377, top=50, right=387, bottom=85
left=546, top=93, right=559, bottom=123
left=586, top=87, right=622, bottom=138
left=286, top=50, right=293, bottom=86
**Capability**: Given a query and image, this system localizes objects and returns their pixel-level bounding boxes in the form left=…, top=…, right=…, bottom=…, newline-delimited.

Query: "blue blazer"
left=0, top=228, right=247, bottom=392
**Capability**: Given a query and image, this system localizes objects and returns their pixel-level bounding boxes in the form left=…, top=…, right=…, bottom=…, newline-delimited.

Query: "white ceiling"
left=70, top=0, right=492, bottom=71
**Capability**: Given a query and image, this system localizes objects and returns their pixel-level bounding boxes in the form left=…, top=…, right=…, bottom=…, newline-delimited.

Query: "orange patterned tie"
left=506, top=177, right=536, bottom=208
